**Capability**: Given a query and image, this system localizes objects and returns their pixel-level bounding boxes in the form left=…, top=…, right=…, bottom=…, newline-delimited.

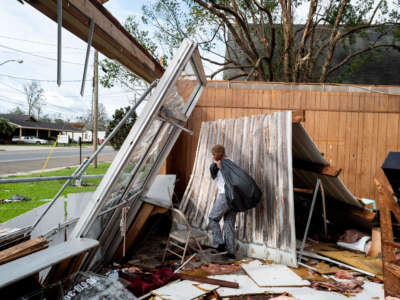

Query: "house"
left=0, top=114, right=80, bottom=140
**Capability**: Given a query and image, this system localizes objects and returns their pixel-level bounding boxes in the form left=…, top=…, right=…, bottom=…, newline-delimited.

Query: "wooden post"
left=36, top=129, right=39, bottom=137
left=92, top=50, right=98, bottom=168
left=374, top=171, right=400, bottom=297
left=19, top=127, right=22, bottom=139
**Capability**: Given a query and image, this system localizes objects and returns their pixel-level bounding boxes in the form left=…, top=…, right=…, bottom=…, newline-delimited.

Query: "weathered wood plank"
left=181, top=111, right=296, bottom=266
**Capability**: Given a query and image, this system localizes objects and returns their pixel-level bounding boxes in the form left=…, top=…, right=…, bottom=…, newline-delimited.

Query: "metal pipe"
left=57, top=0, right=62, bottom=86
left=298, top=250, right=376, bottom=277
left=44, top=189, right=142, bottom=239
left=80, top=19, right=95, bottom=96
left=320, top=181, right=328, bottom=239
left=75, top=80, right=158, bottom=179
left=159, top=116, right=193, bottom=135
left=0, top=174, right=103, bottom=184
left=32, top=162, right=86, bottom=230
left=31, top=81, right=157, bottom=231
left=298, top=178, right=320, bottom=263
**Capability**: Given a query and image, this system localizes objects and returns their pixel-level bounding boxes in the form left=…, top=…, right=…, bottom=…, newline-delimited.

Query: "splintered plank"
left=210, top=274, right=267, bottom=297
left=0, top=237, right=48, bottom=265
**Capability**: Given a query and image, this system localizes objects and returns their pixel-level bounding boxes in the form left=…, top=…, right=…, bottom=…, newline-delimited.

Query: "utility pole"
left=93, top=50, right=98, bottom=168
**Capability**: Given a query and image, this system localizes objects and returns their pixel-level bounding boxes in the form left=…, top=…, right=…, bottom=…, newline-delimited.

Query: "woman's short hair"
left=211, top=144, right=225, bottom=154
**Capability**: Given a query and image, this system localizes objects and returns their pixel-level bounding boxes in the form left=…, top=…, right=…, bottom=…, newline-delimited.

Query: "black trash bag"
left=210, top=159, right=262, bottom=212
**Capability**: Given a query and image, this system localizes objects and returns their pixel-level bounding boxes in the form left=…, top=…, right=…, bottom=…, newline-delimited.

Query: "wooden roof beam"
left=293, top=159, right=342, bottom=177
left=26, top=0, right=164, bottom=83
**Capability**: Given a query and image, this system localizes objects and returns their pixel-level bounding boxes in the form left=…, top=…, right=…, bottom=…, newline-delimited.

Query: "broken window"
left=71, top=39, right=206, bottom=268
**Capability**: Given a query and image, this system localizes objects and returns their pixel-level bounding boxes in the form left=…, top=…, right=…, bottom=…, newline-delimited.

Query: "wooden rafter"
left=26, top=0, right=164, bottom=83
left=293, top=159, right=342, bottom=177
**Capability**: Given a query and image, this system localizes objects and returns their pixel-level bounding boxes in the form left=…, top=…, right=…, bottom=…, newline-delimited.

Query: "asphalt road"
left=0, top=146, right=117, bottom=175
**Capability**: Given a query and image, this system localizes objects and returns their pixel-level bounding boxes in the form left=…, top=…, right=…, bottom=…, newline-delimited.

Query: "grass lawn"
left=0, top=162, right=110, bottom=223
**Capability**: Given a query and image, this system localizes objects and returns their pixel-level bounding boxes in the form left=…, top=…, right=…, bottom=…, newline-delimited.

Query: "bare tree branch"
left=319, top=0, right=350, bottom=82
left=327, top=44, right=399, bottom=75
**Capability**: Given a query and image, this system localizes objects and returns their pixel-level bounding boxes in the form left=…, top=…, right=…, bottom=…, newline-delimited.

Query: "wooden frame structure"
left=26, top=0, right=164, bottom=83
left=374, top=171, right=400, bottom=297
left=168, top=81, right=400, bottom=200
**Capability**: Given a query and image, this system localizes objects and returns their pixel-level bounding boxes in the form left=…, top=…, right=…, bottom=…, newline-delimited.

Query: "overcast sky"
left=0, top=0, right=168, bottom=121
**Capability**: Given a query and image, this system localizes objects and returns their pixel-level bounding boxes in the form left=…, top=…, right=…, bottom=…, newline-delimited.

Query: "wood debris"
left=0, top=237, right=48, bottom=265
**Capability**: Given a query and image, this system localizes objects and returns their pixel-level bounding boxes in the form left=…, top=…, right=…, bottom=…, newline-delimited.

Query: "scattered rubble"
left=0, top=194, right=31, bottom=204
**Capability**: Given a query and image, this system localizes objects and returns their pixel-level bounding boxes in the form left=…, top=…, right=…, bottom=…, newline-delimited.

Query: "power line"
left=0, top=80, right=140, bottom=99
left=0, top=73, right=87, bottom=83
left=0, top=96, right=87, bottom=115
left=0, top=44, right=84, bottom=65
left=0, top=34, right=85, bottom=50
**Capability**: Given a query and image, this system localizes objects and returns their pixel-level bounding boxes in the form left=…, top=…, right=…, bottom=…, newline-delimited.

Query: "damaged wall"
left=167, top=81, right=400, bottom=200
left=180, top=111, right=297, bottom=266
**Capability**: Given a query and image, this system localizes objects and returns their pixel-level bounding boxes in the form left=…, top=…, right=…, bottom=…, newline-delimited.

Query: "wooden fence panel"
left=168, top=83, right=400, bottom=200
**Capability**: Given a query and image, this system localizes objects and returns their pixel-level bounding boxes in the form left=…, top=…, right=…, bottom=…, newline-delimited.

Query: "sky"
left=0, top=0, right=169, bottom=121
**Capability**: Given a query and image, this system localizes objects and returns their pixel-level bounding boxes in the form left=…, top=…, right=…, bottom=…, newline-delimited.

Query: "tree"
left=141, top=0, right=400, bottom=83
left=0, top=118, right=15, bottom=141
left=77, top=103, right=108, bottom=131
left=106, top=107, right=137, bottom=150
left=23, top=81, right=45, bottom=116
left=99, top=16, right=168, bottom=90
left=8, top=107, right=25, bottom=115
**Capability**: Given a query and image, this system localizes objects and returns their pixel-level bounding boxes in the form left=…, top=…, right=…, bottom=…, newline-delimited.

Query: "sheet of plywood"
left=151, top=280, right=218, bottom=300
left=317, top=250, right=383, bottom=280
left=210, top=274, right=267, bottom=297
left=241, top=260, right=310, bottom=287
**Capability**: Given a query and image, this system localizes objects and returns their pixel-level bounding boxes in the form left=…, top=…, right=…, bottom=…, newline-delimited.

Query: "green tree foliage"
left=141, top=0, right=400, bottom=83
left=0, top=118, right=15, bottom=141
left=105, top=107, right=137, bottom=150
left=100, top=16, right=168, bottom=90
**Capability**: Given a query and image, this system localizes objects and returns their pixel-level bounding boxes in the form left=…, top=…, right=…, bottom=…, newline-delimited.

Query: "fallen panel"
left=151, top=280, right=218, bottom=300
left=209, top=274, right=267, bottom=297
left=0, top=238, right=98, bottom=288
left=292, top=123, right=363, bottom=208
left=316, top=250, right=383, bottom=279
left=241, top=260, right=310, bottom=287
left=180, top=112, right=296, bottom=266
left=67, top=39, right=205, bottom=272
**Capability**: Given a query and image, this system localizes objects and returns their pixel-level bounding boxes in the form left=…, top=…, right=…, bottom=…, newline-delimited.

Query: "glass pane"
left=106, top=119, right=164, bottom=205
left=161, top=60, right=201, bottom=122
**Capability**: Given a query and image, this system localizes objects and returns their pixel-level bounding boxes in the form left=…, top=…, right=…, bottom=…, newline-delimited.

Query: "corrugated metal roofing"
left=292, top=123, right=363, bottom=208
